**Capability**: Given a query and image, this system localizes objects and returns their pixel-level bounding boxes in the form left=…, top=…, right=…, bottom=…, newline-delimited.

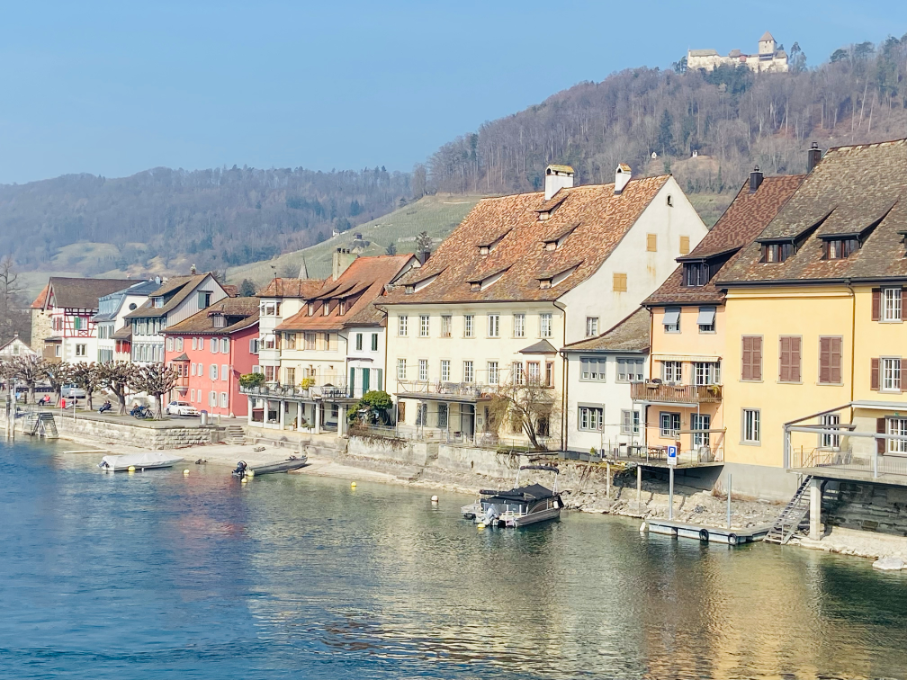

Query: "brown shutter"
left=877, top=417, right=886, bottom=454
left=871, top=288, right=881, bottom=321
left=742, top=337, right=752, bottom=381
left=818, top=338, right=830, bottom=384
left=779, top=337, right=790, bottom=382
left=901, top=359, right=907, bottom=392
left=753, top=337, right=762, bottom=381
left=791, top=337, right=801, bottom=382
left=870, top=358, right=880, bottom=390
left=830, top=338, right=842, bottom=384
left=902, top=289, right=907, bottom=322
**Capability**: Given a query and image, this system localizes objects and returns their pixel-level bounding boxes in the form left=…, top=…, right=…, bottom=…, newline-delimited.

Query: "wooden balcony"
left=630, top=382, right=722, bottom=404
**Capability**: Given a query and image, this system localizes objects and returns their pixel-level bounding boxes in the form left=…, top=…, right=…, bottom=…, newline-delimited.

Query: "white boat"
left=98, top=452, right=184, bottom=472
left=462, top=465, right=563, bottom=528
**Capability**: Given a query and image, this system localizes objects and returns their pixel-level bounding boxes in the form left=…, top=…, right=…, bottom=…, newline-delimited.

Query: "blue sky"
left=0, top=0, right=903, bottom=184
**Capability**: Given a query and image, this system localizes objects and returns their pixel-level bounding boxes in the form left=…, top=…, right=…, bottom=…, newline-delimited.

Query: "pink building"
left=163, top=298, right=259, bottom=417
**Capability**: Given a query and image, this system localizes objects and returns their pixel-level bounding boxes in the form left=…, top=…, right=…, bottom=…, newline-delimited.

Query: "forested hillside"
left=0, top=166, right=410, bottom=276
left=427, top=37, right=907, bottom=201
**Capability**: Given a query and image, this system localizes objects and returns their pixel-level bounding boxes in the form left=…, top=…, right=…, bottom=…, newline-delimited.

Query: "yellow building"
left=718, top=139, right=907, bottom=499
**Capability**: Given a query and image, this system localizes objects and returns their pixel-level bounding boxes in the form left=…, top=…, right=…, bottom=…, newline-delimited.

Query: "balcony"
left=396, top=380, right=492, bottom=402
left=240, top=382, right=351, bottom=401
left=630, top=381, right=722, bottom=405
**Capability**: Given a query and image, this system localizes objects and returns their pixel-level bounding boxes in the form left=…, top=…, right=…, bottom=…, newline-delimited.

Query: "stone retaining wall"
left=824, top=481, right=907, bottom=536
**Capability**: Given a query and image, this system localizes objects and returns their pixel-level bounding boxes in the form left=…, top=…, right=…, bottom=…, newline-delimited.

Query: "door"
left=362, top=368, right=370, bottom=394
left=461, top=404, right=475, bottom=438
left=350, top=367, right=356, bottom=398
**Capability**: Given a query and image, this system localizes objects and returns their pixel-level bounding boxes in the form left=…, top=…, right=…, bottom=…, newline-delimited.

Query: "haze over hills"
left=2, top=33, right=905, bottom=297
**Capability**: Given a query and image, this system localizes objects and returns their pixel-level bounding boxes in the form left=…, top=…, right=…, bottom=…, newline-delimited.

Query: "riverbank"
left=27, top=424, right=908, bottom=567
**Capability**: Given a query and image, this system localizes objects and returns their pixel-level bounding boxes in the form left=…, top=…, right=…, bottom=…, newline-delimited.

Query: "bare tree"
left=132, top=363, right=178, bottom=419
left=487, top=378, right=559, bottom=451
left=70, top=362, right=102, bottom=410
left=96, top=362, right=138, bottom=415
left=45, top=361, right=74, bottom=404
left=12, top=355, right=46, bottom=404
left=0, top=256, right=31, bottom=345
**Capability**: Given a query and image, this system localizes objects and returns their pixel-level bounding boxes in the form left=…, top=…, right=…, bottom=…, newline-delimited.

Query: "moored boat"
left=98, top=452, right=184, bottom=472
left=462, top=465, right=563, bottom=528
left=232, top=455, right=308, bottom=477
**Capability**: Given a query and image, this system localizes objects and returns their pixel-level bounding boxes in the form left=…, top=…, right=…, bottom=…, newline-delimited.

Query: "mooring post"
left=726, top=473, right=732, bottom=530
left=636, top=465, right=642, bottom=502
left=606, top=462, right=611, bottom=500
left=668, top=466, right=674, bottom=520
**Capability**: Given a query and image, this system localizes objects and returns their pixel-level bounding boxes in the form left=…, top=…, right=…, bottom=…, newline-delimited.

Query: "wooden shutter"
left=819, top=337, right=831, bottom=384
left=871, top=288, right=881, bottom=321
left=902, top=359, right=907, bottom=392
left=679, top=236, right=690, bottom=255
left=829, top=338, right=842, bottom=384
left=877, top=417, right=886, bottom=454
left=779, top=337, right=790, bottom=382
left=791, top=337, right=801, bottom=382
left=752, top=337, right=762, bottom=381
left=902, top=289, right=907, bottom=321
left=870, top=358, right=880, bottom=390
left=742, top=337, right=752, bottom=381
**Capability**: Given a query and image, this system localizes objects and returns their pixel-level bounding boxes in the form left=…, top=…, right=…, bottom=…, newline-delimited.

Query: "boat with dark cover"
left=462, top=465, right=562, bottom=527
left=232, top=455, right=308, bottom=477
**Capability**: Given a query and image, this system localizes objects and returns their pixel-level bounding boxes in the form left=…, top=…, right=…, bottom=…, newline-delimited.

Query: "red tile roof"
left=163, top=297, right=260, bottom=335
left=257, top=278, right=327, bottom=298
left=40, top=277, right=136, bottom=310
left=561, top=307, right=651, bottom=352
left=385, top=177, right=671, bottom=305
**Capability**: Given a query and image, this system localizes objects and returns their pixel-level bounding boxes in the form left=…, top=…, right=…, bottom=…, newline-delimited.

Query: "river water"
left=0, top=438, right=904, bottom=679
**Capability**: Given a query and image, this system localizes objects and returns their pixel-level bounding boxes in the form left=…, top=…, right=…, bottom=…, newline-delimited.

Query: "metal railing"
left=240, top=382, right=349, bottom=399
left=349, top=423, right=555, bottom=452
left=396, top=380, right=488, bottom=398
left=791, top=446, right=907, bottom=478
left=630, top=382, right=722, bottom=404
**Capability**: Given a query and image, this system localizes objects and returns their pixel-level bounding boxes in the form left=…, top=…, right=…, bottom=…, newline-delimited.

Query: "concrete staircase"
left=224, top=425, right=246, bottom=445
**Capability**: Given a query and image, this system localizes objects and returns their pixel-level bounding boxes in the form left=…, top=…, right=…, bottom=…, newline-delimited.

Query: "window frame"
left=463, top=315, right=474, bottom=338
left=820, top=413, right=840, bottom=449
left=487, top=314, right=500, bottom=338
left=398, top=315, right=408, bottom=337
left=659, top=412, right=681, bottom=439
left=661, top=361, right=683, bottom=385
left=580, top=356, right=607, bottom=381
left=419, top=315, right=430, bottom=338
left=396, top=358, right=407, bottom=380
left=539, top=313, right=553, bottom=338
left=440, top=315, right=452, bottom=338
left=742, top=408, right=761, bottom=445
left=578, top=405, right=604, bottom=432
left=620, top=409, right=641, bottom=436
left=662, top=307, right=681, bottom=333
left=880, top=357, right=902, bottom=393
left=616, top=357, right=644, bottom=383
left=463, top=360, right=474, bottom=383
left=887, top=416, right=907, bottom=454
left=418, top=359, right=428, bottom=381
left=882, top=287, right=903, bottom=322
left=694, top=361, right=720, bottom=386
left=513, top=313, right=526, bottom=338
left=692, top=413, right=711, bottom=447
left=487, top=361, right=498, bottom=385
left=440, top=359, right=451, bottom=382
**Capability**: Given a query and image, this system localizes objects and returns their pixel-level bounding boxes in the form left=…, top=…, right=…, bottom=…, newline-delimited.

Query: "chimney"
left=749, top=166, right=764, bottom=193
left=614, top=164, right=632, bottom=195
left=544, top=164, right=574, bottom=201
left=418, top=250, right=431, bottom=266
left=807, top=142, right=822, bottom=173
left=332, top=248, right=356, bottom=280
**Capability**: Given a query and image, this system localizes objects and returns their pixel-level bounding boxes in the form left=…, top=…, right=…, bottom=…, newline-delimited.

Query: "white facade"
left=564, top=351, right=649, bottom=454
left=0, top=336, right=36, bottom=360
left=97, top=291, right=153, bottom=363
left=257, top=296, right=305, bottom=380
left=345, top=325, right=386, bottom=398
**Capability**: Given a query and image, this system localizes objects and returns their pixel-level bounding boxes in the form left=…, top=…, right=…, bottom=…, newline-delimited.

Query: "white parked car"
left=61, top=384, right=87, bottom=399
left=166, top=401, right=199, bottom=416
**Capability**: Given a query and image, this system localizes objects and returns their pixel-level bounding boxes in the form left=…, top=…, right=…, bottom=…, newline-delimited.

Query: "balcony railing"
left=630, top=382, right=722, bottom=404
left=240, top=382, right=349, bottom=400
left=396, top=380, right=489, bottom=399
left=790, top=447, right=907, bottom=479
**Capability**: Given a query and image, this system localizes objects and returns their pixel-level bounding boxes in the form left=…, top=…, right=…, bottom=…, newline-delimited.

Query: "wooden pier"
left=646, top=519, right=772, bottom=545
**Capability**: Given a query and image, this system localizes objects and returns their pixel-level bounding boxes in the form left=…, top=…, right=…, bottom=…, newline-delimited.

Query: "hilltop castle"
left=688, top=32, right=788, bottom=73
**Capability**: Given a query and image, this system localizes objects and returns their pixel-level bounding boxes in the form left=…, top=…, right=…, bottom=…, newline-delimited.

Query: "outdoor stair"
left=764, top=475, right=812, bottom=544
left=224, top=425, right=246, bottom=445
left=24, top=412, right=59, bottom=439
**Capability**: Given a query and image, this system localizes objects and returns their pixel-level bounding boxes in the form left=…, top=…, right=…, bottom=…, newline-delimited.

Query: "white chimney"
left=544, top=164, right=574, bottom=201
left=614, top=163, right=632, bottom=195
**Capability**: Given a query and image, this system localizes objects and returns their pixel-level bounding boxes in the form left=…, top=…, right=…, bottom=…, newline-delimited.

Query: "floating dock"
left=646, top=519, right=772, bottom=545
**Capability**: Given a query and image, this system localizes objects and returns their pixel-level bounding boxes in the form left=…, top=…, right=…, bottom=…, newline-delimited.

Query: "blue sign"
left=667, top=445, right=678, bottom=466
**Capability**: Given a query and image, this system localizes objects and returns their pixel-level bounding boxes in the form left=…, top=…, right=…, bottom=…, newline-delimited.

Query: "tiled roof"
left=112, top=325, right=132, bottom=340
left=277, top=255, right=413, bottom=331
left=93, top=280, right=159, bottom=322
left=562, top=307, right=650, bottom=353
left=124, top=273, right=216, bottom=320
left=644, top=174, right=804, bottom=306
left=30, top=283, right=50, bottom=309
left=385, top=176, right=670, bottom=305
left=257, top=278, right=326, bottom=299
left=163, top=297, right=260, bottom=335
left=42, top=277, right=136, bottom=310
left=719, top=139, right=908, bottom=285
left=221, top=284, right=238, bottom=297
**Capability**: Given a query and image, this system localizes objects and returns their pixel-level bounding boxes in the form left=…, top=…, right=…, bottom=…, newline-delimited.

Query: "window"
left=692, top=414, right=711, bottom=447
left=660, top=412, right=681, bottom=438
left=487, top=361, right=498, bottom=385
left=355, top=333, right=363, bottom=351
left=440, top=360, right=451, bottom=382
left=511, top=361, right=525, bottom=385
left=579, top=406, right=604, bottom=431
left=887, top=417, right=907, bottom=454
left=398, top=315, right=408, bottom=336
left=397, top=358, right=407, bottom=380
left=210, top=338, right=218, bottom=353
left=662, top=361, right=682, bottom=385
left=397, top=401, right=406, bottom=424
left=698, top=307, right=716, bottom=333
left=166, top=337, right=173, bottom=352
left=662, top=307, right=680, bottom=333
left=760, top=242, right=792, bottom=263
left=463, top=361, right=474, bottom=383
left=437, top=404, right=448, bottom=429
left=264, top=365, right=275, bottom=382
left=683, top=263, right=709, bottom=287
left=621, top=410, right=641, bottom=435
left=191, top=362, right=196, bottom=377
left=646, top=234, right=657, bottom=252
left=487, top=314, right=500, bottom=338
left=73, top=316, right=83, bottom=331
left=304, top=332, right=316, bottom=350
left=420, top=315, right=430, bottom=337
left=818, top=337, right=842, bottom=384
left=190, top=389, right=195, bottom=402
left=75, top=344, right=87, bottom=357
left=415, top=402, right=428, bottom=426
left=779, top=337, right=802, bottom=383
left=613, top=273, right=627, bottom=292
left=418, top=359, right=428, bottom=381
left=191, top=337, right=197, bottom=350
left=741, top=336, right=763, bottom=381
left=464, top=315, right=474, bottom=338
left=545, top=361, right=554, bottom=388
left=441, top=315, right=452, bottom=338
left=581, top=357, right=607, bottom=381
left=585, top=317, right=599, bottom=337
left=616, top=357, right=644, bottom=383
left=513, top=313, right=526, bottom=338
left=371, top=334, right=378, bottom=351
left=198, top=291, right=212, bottom=308
left=527, top=362, right=540, bottom=385
left=694, top=361, right=720, bottom=385
left=881, top=358, right=902, bottom=392
left=539, top=313, right=552, bottom=338
left=209, top=391, right=217, bottom=407
left=210, top=364, right=218, bottom=380
left=824, top=237, right=859, bottom=260
left=882, top=288, right=903, bottom=322
left=323, top=301, right=331, bottom=316
left=680, top=235, right=690, bottom=255
left=820, top=414, right=840, bottom=448
left=220, top=393, right=228, bottom=408
left=743, top=409, right=761, bottom=443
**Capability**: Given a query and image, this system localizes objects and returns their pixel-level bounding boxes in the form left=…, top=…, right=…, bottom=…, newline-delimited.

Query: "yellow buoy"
left=246, top=470, right=255, bottom=477
left=183, top=469, right=190, bottom=475
left=431, top=495, right=439, bottom=503
left=127, top=466, right=135, bottom=473
left=351, top=482, right=357, bottom=488
left=241, top=476, right=248, bottom=484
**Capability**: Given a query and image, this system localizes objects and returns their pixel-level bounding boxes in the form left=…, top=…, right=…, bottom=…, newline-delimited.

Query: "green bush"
left=239, top=372, right=266, bottom=388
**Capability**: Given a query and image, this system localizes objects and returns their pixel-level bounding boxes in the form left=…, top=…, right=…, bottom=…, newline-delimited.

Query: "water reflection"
left=0, top=439, right=904, bottom=679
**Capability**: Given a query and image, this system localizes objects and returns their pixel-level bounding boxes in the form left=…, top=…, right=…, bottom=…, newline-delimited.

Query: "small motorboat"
left=232, top=455, right=308, bottom=478
left=98, top=452, right=184, bottom=472
left=462, top=465, right=563, bottom=528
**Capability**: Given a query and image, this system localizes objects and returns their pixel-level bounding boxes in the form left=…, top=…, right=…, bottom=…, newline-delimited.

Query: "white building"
left=94, top=280, right=158, bottom=363
left=255, top=276, right=326, bottom=382
left=382, top=164, right=708, bottom=447
left=0, top=334, right=37, bottom=360
left=561, top=308, right=649, bottom=454
left=687, top=32, right=788, bottom=73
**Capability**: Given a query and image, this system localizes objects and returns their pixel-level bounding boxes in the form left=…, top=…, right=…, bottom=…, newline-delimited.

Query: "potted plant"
left=239, top=372, right=266, bottom=393
left=299, top=377, right=315, bottom=394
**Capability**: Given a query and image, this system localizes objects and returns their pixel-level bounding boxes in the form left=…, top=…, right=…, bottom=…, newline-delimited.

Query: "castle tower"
left=758, top=31, right=774, bottom=55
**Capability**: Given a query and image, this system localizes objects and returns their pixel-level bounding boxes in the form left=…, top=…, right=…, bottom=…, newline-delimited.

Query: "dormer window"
left=823, top=237, right=859, bottom=260
left=323, top=301, right=331, bottom=315
left=683, top=263, right=709, bottom=287
left=405, top=285, right=415, bottom=295
left=308, top=302, right=315, bottom=316
left=339, top=300, right=346, bottom=315
left=479, top=245, right=491, bottom=255
left=539, top=279, right=552, bottom=289
left=152, top=297, right=163, bottom=308
left=470, top=282, right=481, bottom=292
left=212, top=314, right=225, bottom=328
left=478, top=232, right=508, bottom=256
left=761, top=242, right=793, bottom=263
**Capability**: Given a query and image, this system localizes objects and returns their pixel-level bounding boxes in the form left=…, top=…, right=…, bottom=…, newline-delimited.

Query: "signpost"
left=667, top=445, right=677, bottom=520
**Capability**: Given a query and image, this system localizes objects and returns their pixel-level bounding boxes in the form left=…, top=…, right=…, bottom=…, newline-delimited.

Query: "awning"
left=697, top=307, right=716, bottom=326
left=662, top=308, right=680, bottom=326
left=652, top=354, right=721, bottom=363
